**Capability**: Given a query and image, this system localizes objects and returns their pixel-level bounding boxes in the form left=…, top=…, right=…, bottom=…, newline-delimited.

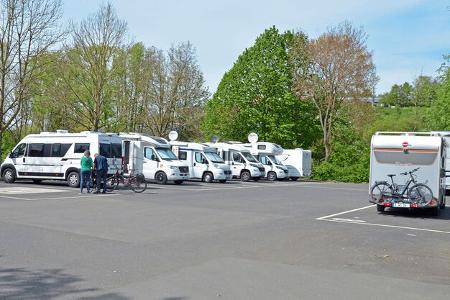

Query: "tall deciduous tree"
left=0, top=0, right=63, bottom=156
left=427, top=55, right=450, bottom=129
left=204, top=27, right=318, bottom=148
left=63, top=3, right=126, bottom=131
left=292, top=22, right=377, bottom=160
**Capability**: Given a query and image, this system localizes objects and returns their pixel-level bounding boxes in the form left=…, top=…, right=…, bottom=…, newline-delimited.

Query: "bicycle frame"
left=388, top=173, right=417, bottom=199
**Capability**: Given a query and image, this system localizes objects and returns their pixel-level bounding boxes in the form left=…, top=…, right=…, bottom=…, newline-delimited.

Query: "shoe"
left=102, top=191, right=106, bottom=194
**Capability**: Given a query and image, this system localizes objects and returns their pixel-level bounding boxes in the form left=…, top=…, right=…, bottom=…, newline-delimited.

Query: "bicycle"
left=370, top=167, right=433, bottom=212
left=106, top=168, right=147, bottom=193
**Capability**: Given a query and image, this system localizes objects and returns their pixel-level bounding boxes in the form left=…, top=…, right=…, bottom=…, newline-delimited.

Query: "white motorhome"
left=169, top=139, right=232, bottom=183
left=243, top=133, right=288, bottom=181
left=369, top=132, right=446, bottom=215
left=277, top=149, right=312, bottom=181
left=431, top=131, right=450, bottom=193
left=205, top=142, right=265, bottom=181
left=119, top=133, right=189, bottom=184
left=1, top=130, right=122, bottom=187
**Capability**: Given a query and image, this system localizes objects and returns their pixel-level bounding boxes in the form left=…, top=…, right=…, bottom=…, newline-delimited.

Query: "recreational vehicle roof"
left=27, top=131, right=116, bottom=138
left=372, top=134, right=442, bottom=151
left=170, top=141, right=216, bottom=152
left=205, top=142, right=251, bottom=152
left=119, top=133, right=170, bottom=148
left=244, top=142, right=284, bottom=155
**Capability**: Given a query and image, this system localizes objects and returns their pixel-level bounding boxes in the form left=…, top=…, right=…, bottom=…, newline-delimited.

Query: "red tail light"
left=384, top=202, right=392, bottom=207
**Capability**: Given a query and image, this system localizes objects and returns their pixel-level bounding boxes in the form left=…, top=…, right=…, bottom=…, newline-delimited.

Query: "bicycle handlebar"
left=399, top=167, right=420, bottom=176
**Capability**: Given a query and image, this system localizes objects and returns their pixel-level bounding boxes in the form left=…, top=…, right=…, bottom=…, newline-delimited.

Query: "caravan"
left=205, top=142, right=264, bottom=181
left=168, top=132, right=232, bottom=183
left=243, top=134, right=288, bottom=181
left=119, top=133, right=189, bottom=184
left=277, top=149, right=312, bottom=181
left=369, top=132, right=446, bottom=215
left=1, top=130, right=122, bottom=187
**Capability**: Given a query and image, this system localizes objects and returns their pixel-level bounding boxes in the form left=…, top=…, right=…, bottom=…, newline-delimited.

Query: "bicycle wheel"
left=370, top=182, right=393, bottom=204
left=106, top=175, right=120, bottom=192
left=129, top=173, right=147, bottom=193
left=408, top=183, right=433, bottom=206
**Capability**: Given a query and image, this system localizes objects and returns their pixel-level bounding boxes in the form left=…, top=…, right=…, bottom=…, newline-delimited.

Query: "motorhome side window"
left=144, top=147, right=156, bottom=160
left=260, top=156, right=271, bottom=165
left=257, top=145, right=266, bottom=150
left=100, top=143, right=111, bottom=157
left=178, top=151, right=187, bottom=160
left=11, top=143, right=26, bottom=158
left=232, top=152, right=242, bottom=163
left=111, top=144, right=122, bottom=158
left=74, top=143, right=90, bottom=153
left=51, top=143, right=72, bottom=157
left=195, top=152, right=204, bottom=163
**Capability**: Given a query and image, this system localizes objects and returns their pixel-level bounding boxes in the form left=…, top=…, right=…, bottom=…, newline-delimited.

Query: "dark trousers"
left=80, top=170, right=91, bottom=193
left=96, top=170, right=107, bottom=192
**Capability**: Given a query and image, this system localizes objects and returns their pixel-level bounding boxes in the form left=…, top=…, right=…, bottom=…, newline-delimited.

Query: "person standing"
left=80, top=150, right=93, bottom=193
left=94, top=153, right=109, bottom=194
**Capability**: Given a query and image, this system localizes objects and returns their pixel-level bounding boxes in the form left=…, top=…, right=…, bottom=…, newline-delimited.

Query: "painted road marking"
left=316, top=204, right=450, bottom=235
left=0, top=187, right=67, bottom=194
left=0, top=194, right=120, bottom=201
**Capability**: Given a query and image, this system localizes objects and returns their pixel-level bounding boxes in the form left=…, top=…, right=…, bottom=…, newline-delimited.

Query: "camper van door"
left=193, top=151, right=207, bottom=178
left=143, top=146, right=158, bottom=179
left=10, top=143, right=27, bottom=175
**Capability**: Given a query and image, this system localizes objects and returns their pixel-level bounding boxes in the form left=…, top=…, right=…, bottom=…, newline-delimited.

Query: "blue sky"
left=63, top=0, right=450, bottom=94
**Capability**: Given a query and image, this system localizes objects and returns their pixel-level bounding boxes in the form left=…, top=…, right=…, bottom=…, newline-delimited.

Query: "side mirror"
left=9, top=152, right=15, bottom=158
left=203, top=159, right=209, bottom=164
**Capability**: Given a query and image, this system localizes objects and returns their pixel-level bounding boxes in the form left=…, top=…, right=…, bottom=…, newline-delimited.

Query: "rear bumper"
left=369, top=196, right=439, bottom=208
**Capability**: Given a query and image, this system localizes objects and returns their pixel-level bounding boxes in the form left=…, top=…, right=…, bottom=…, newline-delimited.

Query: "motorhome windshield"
left=268, top=155, right=282, bottom=165
left=242, top=152, right=258, bottom=163
left=156, top=147, right=178, bottom=161
left=205, top=152, right=224, bottom=163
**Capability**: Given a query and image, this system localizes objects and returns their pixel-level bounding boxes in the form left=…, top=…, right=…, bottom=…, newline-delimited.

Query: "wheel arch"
left=1, top=164, right=16, bottom=177
left=65, top=167, right=80, bottom=180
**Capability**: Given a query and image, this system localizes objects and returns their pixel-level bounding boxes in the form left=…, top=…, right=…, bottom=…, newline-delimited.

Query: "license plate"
left=393, top=202, right=410, bottom=208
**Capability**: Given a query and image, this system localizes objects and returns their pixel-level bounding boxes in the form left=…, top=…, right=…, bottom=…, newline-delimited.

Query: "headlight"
left=170, top=166, right=178, bottom=170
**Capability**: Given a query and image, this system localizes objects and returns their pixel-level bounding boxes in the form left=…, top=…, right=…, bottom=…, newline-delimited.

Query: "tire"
left=440, top=198, right=446, bottom=210
left=174, top=180, right=183, bottom=185
left=267, top=171, right=277, bottom=181
left=370, top=182, right=393, bottom=204
left=203, top=172, right=214, bottom=183
left=240, top=170, right=251, bottom=182
left=290, top=177, right=299, bottom=181
left=32, top=179, right=42, bottom=184
left=155, top=171, right=167, bottom=185
left=408, top=183, right=433, bottom=206
left=3, top=168, right=16, bottom=184
left=130, top=174, right=147, bottom=193
left=67, top=171, right=80, bottom=188
left=377, top=204, right=385, bottom=212
left=219, top=179, right=227, bottom=183
left=106, top=176, right=119, bottom=192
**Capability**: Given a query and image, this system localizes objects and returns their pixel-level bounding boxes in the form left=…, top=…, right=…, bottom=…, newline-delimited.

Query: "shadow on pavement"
left=0, top=268, right=129, bottom=299
left=382, top=206, right=450, bottom=220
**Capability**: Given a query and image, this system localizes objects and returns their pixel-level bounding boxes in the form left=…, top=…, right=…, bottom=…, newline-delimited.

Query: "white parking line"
left=0, top=194, right=120, bottom=201
left=316, top=204, right=450, bottom=235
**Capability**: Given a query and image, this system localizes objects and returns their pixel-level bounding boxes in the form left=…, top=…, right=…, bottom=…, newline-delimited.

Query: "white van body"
left=431, top=131, right=450, bottom=192
left=243, top=142, right=288, bottom=180
left=170, top=141, right=232, bottom=182
left=205, top=142, right=264, bottom=181
left=1, top=131, right=122, bottom=187
left=277, top=149, right=312, bottom=180
left=119, top=133, right=189, bottom=184
left=369, top=132, right=446, bottom=212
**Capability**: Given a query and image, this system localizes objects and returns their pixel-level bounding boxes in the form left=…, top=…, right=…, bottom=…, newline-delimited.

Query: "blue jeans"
left=80, top=170, right=91, bottom=193
left=96, top=170, right=107, bottom=193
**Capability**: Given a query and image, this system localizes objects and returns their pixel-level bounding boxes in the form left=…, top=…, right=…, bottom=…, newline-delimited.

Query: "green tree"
left=413, top=75, right=438, bottom=107
left=427, top=55, right=450, bottom=129
left=379, top=82, right=414, bottom=107
left=203, top=27, right=319, bottom=148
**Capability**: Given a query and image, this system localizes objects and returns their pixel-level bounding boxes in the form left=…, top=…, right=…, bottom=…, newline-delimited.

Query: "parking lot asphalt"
left=0, top=180, right=449, bottom=299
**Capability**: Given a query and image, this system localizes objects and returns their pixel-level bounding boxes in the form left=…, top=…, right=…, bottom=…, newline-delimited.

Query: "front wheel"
left=155, top=171, right=167, bottom=185
left=203, top=172, right=214, bottom=183
left=67, top=171, right=80, bottom=188
left=106, top=176, right=119, bottom=191
left=370, top=182, right=393, bottom=204
left=3, top=168, right=16, bottom=183
left=267, top=171, right=277, bottom=181
left=130, top=174, right=147, bottom=193
left=240, top=170, right=251, bottom=182
left=408, top=183, right=433, bottom=206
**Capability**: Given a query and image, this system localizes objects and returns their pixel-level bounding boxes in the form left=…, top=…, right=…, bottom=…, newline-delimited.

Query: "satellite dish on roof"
left=211, top=135, right=219, bottom=143
left=168, top=131, right=178, bottom=141
left=248, top=132, right=258, bottom=143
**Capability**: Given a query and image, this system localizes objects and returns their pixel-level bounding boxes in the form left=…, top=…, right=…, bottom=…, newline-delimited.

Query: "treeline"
left=0, top=1, right=209, bottom=158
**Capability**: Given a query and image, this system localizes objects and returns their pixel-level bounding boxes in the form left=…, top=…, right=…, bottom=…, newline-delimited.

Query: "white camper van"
left=243, top=134, right=288, bottom=181
left=277, top=149, right=312, bottom=180
left=1, top=130, right=122, bottom=187
left=169, top=141, right=232, bottom=183
left=119, top=133, right=189, bottom=184
left=369, top=132, right=446, bottom=215
left=205, top=142, right=264, bottom=181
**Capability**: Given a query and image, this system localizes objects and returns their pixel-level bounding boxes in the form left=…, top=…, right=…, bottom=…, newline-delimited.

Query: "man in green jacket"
left=80, top=150, right=93, bottom=193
